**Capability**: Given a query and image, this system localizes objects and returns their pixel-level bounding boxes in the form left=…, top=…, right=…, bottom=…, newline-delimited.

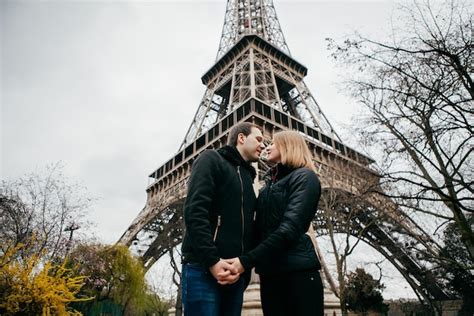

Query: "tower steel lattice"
left=119, top=0, right=451, bottom=307
left=180, top=0, right=340, bottom=152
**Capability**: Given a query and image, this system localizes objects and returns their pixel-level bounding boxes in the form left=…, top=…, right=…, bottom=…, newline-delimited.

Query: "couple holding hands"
left=181, top=122, right=323, bottom=316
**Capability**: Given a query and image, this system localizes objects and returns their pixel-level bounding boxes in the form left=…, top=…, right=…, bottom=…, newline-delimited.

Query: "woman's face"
left=266, top=141, right=281, bottom=164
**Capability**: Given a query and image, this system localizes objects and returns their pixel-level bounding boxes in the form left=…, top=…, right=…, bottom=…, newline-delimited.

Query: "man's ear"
left=237, top=133, right=246, bottom=145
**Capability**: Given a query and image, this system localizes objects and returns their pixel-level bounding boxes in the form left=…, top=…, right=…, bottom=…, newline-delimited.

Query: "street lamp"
left=64, top=222, right=80, bottom=255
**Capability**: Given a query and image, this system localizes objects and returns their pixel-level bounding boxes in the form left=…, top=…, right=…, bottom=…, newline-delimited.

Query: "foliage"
left=439, top=215, right=474, bottom=314
left=0, top=244, right=91, bottom=315
left=344, top=268, right=388, bottom=314
left=0, top=163, right=93, bottom=260
left=0, top=165, right=95, bottom=315
left=398, top=300, right=433, bottom=316
left=69, top=243, right=148, bottom=314
left=328, top=0, right=473, bottom=261
left=142, top=292, right=172, bottom=316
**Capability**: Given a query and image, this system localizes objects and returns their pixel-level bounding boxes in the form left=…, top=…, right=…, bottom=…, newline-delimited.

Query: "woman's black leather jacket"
left=239, top=163, right=321, bottom=276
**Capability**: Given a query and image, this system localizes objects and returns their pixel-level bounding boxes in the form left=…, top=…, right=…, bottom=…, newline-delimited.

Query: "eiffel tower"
left=119, top=0, right=450, bottom=306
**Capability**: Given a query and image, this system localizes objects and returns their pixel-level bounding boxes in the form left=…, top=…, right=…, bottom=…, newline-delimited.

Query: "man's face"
left=237, top=127, right=265, bottom=162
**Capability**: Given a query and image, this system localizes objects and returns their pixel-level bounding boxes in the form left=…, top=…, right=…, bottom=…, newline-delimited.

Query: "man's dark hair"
left=227, top=122, right=261, bottom=146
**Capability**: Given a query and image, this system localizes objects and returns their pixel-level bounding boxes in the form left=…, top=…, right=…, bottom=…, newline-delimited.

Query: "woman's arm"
left=237, top=168, right=321, bottom=272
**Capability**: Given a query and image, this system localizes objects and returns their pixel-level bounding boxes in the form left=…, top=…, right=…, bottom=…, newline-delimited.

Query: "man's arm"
left=184, top=150, right=239, bottom=283
left=184, top=150, right=221, bottom=268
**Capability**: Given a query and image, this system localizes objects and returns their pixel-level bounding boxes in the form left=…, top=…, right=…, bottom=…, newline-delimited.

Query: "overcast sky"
left=2, top=0, right=419, bottom=299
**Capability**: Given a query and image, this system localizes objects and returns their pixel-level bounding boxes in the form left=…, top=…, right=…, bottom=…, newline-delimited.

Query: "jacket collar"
left=271, top=163, right=296, bottom=183
left=217, top=145, right=257, bottom=180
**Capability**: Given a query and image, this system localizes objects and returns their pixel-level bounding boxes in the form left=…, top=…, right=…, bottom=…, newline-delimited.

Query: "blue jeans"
left=182, top=263, right=247, bottom=316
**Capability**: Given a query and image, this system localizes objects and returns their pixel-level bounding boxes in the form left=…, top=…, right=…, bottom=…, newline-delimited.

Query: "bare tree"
left=317, top=187, right=385, bottom=316
left=0, top=163, right=93, bottom=259
left=328, top=0, right=473, bottom=260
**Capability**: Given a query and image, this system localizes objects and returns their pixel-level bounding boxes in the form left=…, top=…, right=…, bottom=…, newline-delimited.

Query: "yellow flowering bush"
left=0, top=245, right=92, bottom=315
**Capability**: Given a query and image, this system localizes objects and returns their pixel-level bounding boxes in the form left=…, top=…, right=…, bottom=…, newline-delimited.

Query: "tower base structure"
left=168, top=283, right=342, bottom=316
left=122, top=0, right=450, bottom=309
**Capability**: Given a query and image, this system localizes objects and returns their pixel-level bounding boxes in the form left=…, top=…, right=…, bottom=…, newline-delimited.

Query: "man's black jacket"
left=181, top=146, right=257, bottom=269
left=239, top=164, right=321, bottom=276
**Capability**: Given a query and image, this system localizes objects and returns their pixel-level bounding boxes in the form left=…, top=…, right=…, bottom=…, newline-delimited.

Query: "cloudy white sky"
left=2, top=0, right=418, bottom=299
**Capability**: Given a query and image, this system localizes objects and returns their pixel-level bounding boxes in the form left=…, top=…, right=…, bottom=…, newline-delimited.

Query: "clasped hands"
left=209, top=257, right=245, bottom=285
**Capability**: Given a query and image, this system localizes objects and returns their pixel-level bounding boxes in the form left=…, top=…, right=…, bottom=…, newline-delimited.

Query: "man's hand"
left=209, top=259, right=240, bottom=285
left=225, top=257, right=245, bottom=274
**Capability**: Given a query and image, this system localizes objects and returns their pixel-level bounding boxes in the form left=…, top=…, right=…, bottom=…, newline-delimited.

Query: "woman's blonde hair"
left=273, top=130, right=316, bottom=172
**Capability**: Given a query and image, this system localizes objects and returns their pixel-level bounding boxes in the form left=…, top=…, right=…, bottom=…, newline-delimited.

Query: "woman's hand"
left=225, top=257, right=245, bottom=274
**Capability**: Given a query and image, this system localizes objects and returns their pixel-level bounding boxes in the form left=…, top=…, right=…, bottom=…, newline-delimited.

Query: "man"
left=181, top=122, right=265, bottom=316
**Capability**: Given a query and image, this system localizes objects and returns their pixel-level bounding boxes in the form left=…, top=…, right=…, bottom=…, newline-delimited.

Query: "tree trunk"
left=175, top=284, right=183, bottom=316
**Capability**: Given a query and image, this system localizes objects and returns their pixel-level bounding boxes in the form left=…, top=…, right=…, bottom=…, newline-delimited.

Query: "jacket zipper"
left=263, top=179, right=272, bottom=236
left=213, top=215, right=221, bottom=242
left=237, top=166, right=245, bottom=255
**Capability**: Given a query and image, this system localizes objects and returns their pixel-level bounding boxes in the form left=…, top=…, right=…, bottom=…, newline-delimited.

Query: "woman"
left=228, top=130, right=323, bottom=316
